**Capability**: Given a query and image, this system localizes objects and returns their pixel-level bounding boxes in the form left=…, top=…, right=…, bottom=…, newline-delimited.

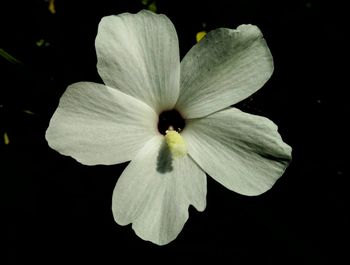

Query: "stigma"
left=164, top=127, right=187, bottom=158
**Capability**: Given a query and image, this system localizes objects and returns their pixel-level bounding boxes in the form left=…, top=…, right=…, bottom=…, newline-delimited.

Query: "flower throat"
left=157, top=109, right=185, bottom=135
left=158, top=109, right=187, bottom=158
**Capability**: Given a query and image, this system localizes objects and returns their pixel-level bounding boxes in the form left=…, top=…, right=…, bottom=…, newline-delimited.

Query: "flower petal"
left=112, top=135, right=206, bottom=245
left=46, top=82, right=158, bottom=165
left=182, top=108, right=291, bottom=196
left=96, top=10, right=180, bottom=113
left=176, top=25, right=273, bottom=118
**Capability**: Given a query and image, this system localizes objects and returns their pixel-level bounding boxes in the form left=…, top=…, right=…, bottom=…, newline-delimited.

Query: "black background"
left=1, top=0, right=348, bottom=264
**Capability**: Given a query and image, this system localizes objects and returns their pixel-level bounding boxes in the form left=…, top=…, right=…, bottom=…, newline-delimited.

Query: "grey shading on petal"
left=95, top=10, right=180, bottom=113
left=157, top=140, right=173, bottom=173
left=177, top=25, right=274, bottom=118
left=112, top=136, right=207, bottom=245
left=183, top=107, right=292, bottom=196
left=45, top=82, right=158, bottom=165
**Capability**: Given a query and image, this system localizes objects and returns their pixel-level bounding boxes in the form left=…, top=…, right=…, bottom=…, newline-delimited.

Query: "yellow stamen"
left=165, top=129, right=187, bottom=158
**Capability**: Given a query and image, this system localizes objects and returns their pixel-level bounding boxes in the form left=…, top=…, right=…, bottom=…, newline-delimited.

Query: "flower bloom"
left=46, top=10, right=292, bottom=245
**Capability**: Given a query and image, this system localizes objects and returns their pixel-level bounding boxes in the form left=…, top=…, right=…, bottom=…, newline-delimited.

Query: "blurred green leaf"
left=141, top=0, right=157, bottom=13
left=0, top=48, right=22, bottom=65
left=48, top=0, right=56, bottom=14
left=148, top=1, right=157, bottom=12
left=4, top=132, right=10, bottom=145
left=36, top=39, right=45, bottom=47
left=23, top=110, right=35, bottom=115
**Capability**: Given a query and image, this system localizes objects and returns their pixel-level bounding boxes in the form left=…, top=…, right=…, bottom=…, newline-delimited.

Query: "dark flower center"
left=158, top=109, right=185, bottom=135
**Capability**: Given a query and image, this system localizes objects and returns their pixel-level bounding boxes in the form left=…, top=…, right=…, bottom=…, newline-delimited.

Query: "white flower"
left=46, top=10, right=292, bottom=245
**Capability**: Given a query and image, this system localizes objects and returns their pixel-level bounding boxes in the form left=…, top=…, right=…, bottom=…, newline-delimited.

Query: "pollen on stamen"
left=165, top=128, right=187, bottom=158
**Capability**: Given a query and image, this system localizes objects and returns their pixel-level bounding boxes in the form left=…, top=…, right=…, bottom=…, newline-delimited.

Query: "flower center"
left=158, top=110, right=187, bottom=158
left=158, top=109, right=185, bottom=135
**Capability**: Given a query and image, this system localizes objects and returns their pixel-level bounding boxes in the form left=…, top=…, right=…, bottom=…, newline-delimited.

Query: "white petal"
left=96, top=10, right=180, bottom=113
left=112, top=135, right=206, bottom=245
left=46, top=82, right=158, bottom=165
left=176, top=25, right=273, bottom=118
left=182, top=108, right=291, bottom=196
